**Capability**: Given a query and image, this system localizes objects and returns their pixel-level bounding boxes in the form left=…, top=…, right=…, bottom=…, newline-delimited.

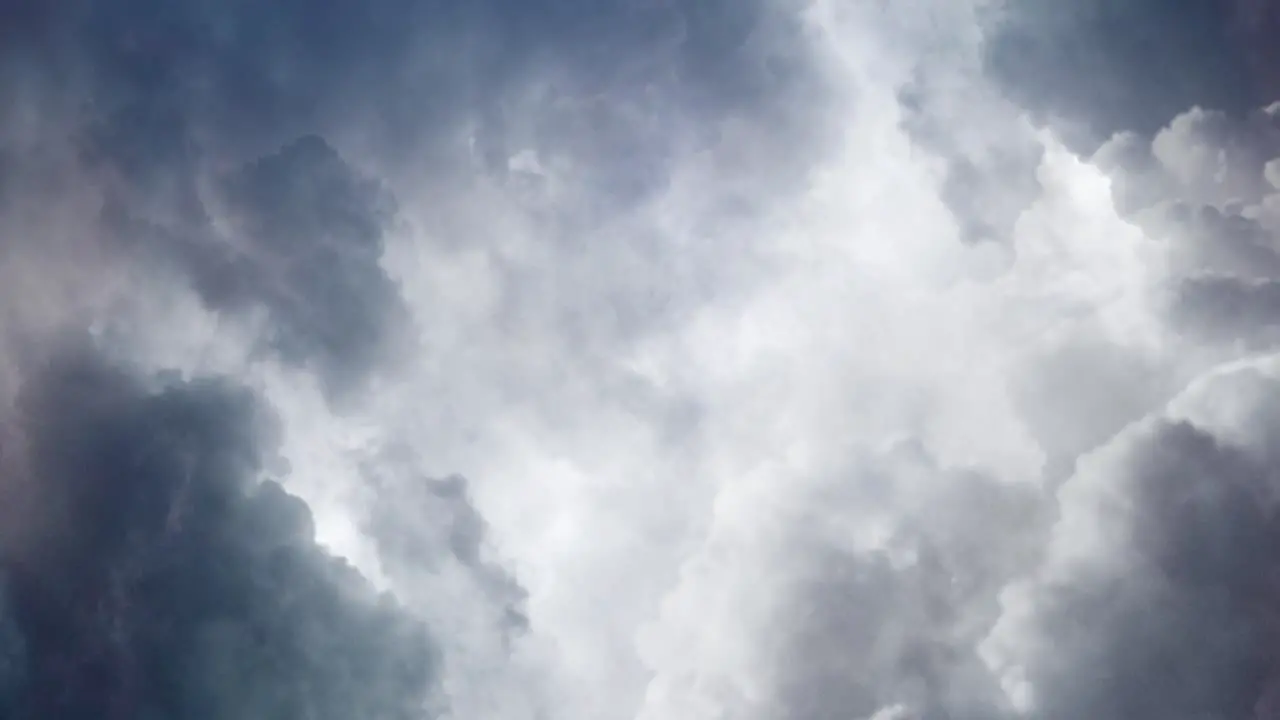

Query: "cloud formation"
left=4, top=1, right=1280, bottom=720
left=92, top=131, right=409, bottom=402
left=986, top=362, right=1280, bottom=720
left=984, top=0, right=1257, bottom=148
left=0, top=345, right=437, bottom=719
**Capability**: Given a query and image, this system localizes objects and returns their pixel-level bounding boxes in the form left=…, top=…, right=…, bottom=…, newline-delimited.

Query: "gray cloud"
left=989, top=366, right=1280, bottom=720
left=360, top=450, right=529, bottom=640
left=1095, top=104, right=1280, bottom=212
left=966, top=76, right=1280, bottom=720
left=726, top=41, right=1280, bottom=718
left=0, top=344, right=439, bottom=719
left=763, top=441, right=1046, bottom=720
left=1172, top=274, right=1280, bottom=348
left=92, top=132, right=410, bottom=403
left=0, top=0, right=825, bottom=402
left=0, top=0, right=812, bottom=185
left=16, top=2, right=1280, bottom=719
left=0, top=2, right=822, bottom=717
left=984, top=0, right=1260, bottom=150
left=1089, top=104, right=1280, bottom=353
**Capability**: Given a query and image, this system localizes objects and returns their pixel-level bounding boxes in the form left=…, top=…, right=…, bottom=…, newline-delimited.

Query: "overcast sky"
left=1, top=1, right=1279, bottom=719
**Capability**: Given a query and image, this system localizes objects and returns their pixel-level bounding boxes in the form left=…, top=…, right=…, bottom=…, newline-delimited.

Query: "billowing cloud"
left=91, top=131, right=410, bottom=402
left=0, top=344, right=438, bottom=718
left=986, top=361, right=1280, bottom=720
left=1089, top=103, right=1280, bottom=352
left=763, top=440, right=1045, bottom=720
left=5, top=1, right=1280, bottom=720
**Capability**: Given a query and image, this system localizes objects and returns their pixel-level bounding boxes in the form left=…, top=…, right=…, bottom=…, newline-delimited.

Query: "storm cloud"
left=985, top=362, right=1280, bottom=720
left=90, top=131, right=409, bottom=402
left=3, top=1, right=1280, bottom=720
left=984, top=0, right=1260, bottom=149
left=0, top=345, right=437, bottom=719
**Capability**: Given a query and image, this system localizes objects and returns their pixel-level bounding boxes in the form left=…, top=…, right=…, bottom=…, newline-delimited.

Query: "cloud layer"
left=1, top=1, right=1280, bottom=719
left=0, top=344, right=437, bottom=718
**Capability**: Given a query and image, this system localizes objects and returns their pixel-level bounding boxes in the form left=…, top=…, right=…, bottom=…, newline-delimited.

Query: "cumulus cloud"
left=6, top=0, right=1280, bottom=720
left=0, top=344, right=437, bottom=719
left=950, top=84, right=1280, bottom=720
left=0, top=1, right=809, bottom=717
left=1088, top=104, right=1280, bottom=352
left=762, top=440, right=1044, bottom=720
left=620, top=6, right=1280, bottom=719
left=985, top=361, right=1280, bottom=720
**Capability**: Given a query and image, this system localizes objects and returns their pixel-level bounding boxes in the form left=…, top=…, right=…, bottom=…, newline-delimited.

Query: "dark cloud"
left=25, top=3, right=1280, bottom=719
left=215, top=135, right=409, bottom=394
left=770, top=443, right=1045, bottom=720
left=1005, top=406, right=1280, bottom=720
left=222, top=135, right=405, bottom=370
left=0, top=4, right=825, bottom=717
left=983, top=0, right=1263, bottom=151
left=0, top=0, right=824, bottom=405
left=0, top=345, right=439, bottom=719
left=0, top=0, right=810, bottom=178
left=1225, top=0, right=1280, bottom=114
left=89, top=131, right=410, bottom=403
left=461, top=0, right=825, bottom=214
left=991, top=100, right=1280, bottom=719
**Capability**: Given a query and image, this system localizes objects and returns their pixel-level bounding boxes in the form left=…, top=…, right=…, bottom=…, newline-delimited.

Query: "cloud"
left=0, top=0, right=822, bottom=405
left=6, top=0, right=1280, bottom=719
left=362, top=461, right=528, bottom=636
left=965, top=74, right=1280, bottom=720
left=88, top=131, right=411, bottom=403
left=764, top=441, right=1045, bottom=720
left=0, top=1, right=817, bottom=717
left=984, top=0, right=1258, bottom=149
left=0, top=343, right=439, bottom=718
left=0, top=0, right=806, bottom=176
left=1089, top=103, right=1280, bottom=355
left=985, top=360, right=1280, bottom=720
left=620, top=8, right=1280, bottom=718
